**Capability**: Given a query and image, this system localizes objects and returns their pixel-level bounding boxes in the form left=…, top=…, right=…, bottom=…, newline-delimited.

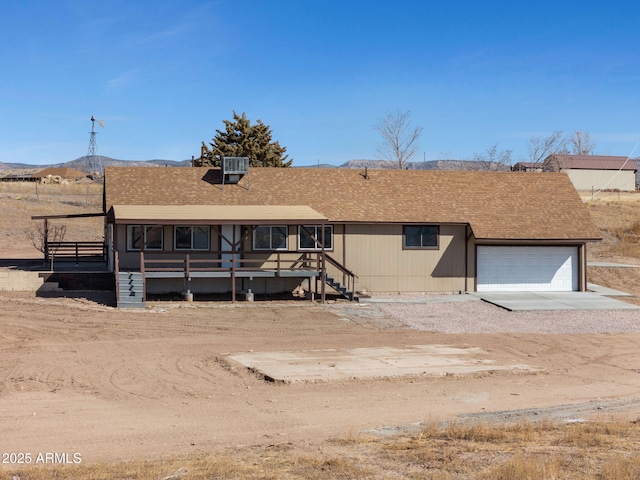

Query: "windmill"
left=86, top=115, right=105, bottom=174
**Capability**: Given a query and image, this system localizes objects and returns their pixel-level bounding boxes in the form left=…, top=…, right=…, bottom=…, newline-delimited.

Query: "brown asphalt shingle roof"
left=104, top=167, right=602, bottom=241
left=33, top=167, right=88, bottom=179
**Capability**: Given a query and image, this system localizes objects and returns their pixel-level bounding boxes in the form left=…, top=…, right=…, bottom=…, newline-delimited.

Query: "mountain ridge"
left=1, top=156, right=512, bottom=172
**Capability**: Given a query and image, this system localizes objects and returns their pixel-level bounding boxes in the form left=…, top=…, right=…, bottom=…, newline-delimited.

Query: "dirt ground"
left=1, top=292, right=640, bottom=466
left=1, top=184, right=640, bottom=469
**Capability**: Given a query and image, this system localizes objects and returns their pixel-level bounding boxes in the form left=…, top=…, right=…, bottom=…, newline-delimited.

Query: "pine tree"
left=200, top=112, right=292, bottom=167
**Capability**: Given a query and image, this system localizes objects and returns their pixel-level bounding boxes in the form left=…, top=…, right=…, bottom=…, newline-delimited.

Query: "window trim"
left=298, top=225, right=333, bottom=251
left=126, top=225, right=164, bottom=251
left=253, top=225, right=288, bottom=251
left=402, top=225, right=439, bottom=250
left=174, top=225, right=210, bottom=251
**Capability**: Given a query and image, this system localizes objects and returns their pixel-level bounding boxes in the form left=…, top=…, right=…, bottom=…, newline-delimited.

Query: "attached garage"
left=477, top=246, right=579, bottom=292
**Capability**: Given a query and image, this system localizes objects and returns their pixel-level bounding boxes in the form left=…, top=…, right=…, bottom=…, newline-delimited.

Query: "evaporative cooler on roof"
left=222, top=157, right=249, bottom=187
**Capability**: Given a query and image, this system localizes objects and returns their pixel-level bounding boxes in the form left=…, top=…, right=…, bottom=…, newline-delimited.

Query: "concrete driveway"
left=470, top=291, right=639, bottom=311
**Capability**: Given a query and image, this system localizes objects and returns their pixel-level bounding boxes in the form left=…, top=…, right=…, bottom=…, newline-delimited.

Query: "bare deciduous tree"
left=528, top=131, right=566, bottom=166
left=471, top=144, right=513, bottom=171
left=26, top=222, right=66, bottom=260
left=569, top=130, right=595, bottom=155
left=374, top=110, right=423, bottom=169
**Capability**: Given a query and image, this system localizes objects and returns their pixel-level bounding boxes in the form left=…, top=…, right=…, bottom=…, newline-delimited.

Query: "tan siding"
left=566, top=170, right=636, bottom=191
left=344, top=224, right=467, bottom=293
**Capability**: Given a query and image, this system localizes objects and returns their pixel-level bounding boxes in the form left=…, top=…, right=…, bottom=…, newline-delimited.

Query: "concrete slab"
left=588, top=261, right=640, bottom=268
left=229, top=345, right=539, bottom=383
left=471, top=292, right=639, bottom=311
left=358, top=294, right=479, bottom=304
left=588, top=283, right=634, bottom=296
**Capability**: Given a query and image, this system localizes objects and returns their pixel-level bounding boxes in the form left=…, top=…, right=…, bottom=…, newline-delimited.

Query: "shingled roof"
left=104, top=167, right=601, bottom=241
left=33, top=167, right=88, bottom=179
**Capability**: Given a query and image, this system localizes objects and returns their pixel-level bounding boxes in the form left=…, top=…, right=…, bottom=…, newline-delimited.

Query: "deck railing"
left=133, top=251, right=357, bottom=302
left=46, top=241, right=107, bottom=264
left=141, top=251, right=322, bottom=275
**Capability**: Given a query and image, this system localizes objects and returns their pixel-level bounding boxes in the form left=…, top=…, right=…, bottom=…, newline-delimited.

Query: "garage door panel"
left=477, top=246, right=578, bottom=292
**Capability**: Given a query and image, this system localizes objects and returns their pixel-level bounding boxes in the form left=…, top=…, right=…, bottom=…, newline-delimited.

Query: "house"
left=103, top=165, right=601, bottom=307
left=511, top=161, right=542, bottom=172
left=542, top=155, right=637, bottom=191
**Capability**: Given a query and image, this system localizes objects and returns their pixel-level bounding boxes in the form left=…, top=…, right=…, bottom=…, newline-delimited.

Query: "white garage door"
left=477, top=246, right=578, bottom=292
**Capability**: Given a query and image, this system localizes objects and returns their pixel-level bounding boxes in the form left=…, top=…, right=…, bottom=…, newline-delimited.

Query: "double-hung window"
left=174, top=226, right=210, bottom=250
left=127, top=225, right=164, bottom=251
left=298, top=225, right=333, bottom=251
left=253, top=225, right=288, bottom=251
left=403, top=225, right=439, bottom=249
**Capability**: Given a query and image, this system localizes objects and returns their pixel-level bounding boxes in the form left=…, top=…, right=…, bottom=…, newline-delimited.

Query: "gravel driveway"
left=331, top=296, right=640, bottom=334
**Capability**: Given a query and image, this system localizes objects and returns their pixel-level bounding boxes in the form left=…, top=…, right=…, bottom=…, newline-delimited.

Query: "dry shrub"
left=557, top=417, right=638, bottom=448
left=418, top=419, right=547, bottom=443
left=600, top=454, right=640, bottom=480
left=481, top=452, right=567, bottom=480
left=280, top=456, right=374, bottom=479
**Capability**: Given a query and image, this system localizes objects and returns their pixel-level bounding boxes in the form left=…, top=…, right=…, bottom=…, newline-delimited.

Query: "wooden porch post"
left=140, top=250, right=146, bottom=301
left=321, top=222, right=326, bottom=303
left=114, top=250, right=120, bottom=300
left=231, top=226, right=236, bottom=303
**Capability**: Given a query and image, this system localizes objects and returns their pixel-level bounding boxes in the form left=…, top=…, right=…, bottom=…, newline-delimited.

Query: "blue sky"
left=1, top=0, right=640, bottom=166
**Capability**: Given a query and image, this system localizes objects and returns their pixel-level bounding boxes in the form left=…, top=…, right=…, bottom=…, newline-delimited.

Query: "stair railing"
left=324, top=253, right=358, bottom=296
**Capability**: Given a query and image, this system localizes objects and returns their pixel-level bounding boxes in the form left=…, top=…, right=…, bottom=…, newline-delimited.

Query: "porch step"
left=325, top=276, right=358, bottom=301
left=117, top=271, right=145, bottom=308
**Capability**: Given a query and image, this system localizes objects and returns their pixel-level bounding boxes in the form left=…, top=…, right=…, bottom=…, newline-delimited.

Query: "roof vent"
left=222, top=157, right=249, bottom=187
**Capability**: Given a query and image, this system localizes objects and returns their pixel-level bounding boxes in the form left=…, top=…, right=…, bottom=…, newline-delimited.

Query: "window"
left=127, top=225, right=164, bottom=251
left=174, top=226, right=210, bottom=250
left=253, top=225, right=288, bottom=250
left=144, top=226, right=163, bottom=250
left=403, top=225, right=439, bottom=249
left=298, top=225, right=333, bottom=251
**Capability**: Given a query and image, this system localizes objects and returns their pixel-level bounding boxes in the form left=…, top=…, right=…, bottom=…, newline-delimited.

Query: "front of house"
left=103, top=166, right=601, bottom=306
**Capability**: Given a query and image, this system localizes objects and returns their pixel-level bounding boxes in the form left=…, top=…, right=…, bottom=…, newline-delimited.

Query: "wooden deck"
left=114, top=251, right=357, bottom=303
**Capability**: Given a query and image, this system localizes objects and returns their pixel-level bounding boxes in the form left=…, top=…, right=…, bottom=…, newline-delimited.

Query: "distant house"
left=102, top=165, right=601, bottom=307
left=511, top=162, right=543, bottom=173
left=32, top=167, right=88, bottom=182
left=542, top=155, right=637, bottom=191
